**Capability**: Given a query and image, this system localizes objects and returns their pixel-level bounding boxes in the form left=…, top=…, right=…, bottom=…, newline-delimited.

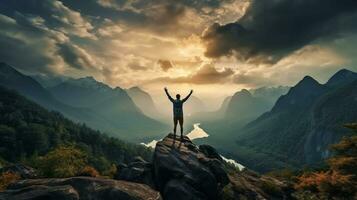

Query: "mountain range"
left=229, top=69, right=357, bottom=172
left=0, top=62, right=166, bottom=141
left=2, top=61, right=356, bottom=173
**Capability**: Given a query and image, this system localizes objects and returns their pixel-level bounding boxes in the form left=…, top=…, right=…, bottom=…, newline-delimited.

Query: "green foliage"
left=33, top=145, right=87, bottom=178
left=0, top=87, right=152, bottom=175
left=294, top=124, right=357, bottom=199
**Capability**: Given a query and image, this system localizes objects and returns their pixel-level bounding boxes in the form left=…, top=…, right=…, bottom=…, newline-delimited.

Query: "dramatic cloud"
left=202, top=0, right=357, bottom=63
left=127, top=61, right=147, bottom=71
left=0, top=0, right=356, bottom=96
left=57, top=43, right=97, bottom=70
left=152, top=64, right=234, bottom=84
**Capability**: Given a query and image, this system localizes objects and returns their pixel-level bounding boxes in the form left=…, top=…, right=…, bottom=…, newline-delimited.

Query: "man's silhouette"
left=164, top=87, right=193, bottom=140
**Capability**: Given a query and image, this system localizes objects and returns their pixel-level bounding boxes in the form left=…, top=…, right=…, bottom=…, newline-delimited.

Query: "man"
left=164, top=87, right=193, bottom=140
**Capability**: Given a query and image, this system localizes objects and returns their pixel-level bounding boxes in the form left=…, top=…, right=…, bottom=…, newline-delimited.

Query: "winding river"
left=141, top=123, right=244, bottom=170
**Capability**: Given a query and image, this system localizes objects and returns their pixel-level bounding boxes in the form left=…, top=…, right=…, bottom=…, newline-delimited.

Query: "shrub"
left=295, top=170, right=354, bottom=198
left=34, top=145, right=87, bottom=178
left=78, top=166, right=99, bottom=177
left=0, top=172, right=20, bottom=191
left=260, top=179, right=282, bottom=196
left=102, top=164, right=117, bottom=178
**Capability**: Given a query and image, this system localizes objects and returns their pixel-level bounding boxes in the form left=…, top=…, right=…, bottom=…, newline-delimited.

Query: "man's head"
left=176, top=94, right=181, bottom=100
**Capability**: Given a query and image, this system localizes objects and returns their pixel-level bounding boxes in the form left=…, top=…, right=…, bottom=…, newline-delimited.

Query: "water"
left=141, top=123, right=245, bottom=170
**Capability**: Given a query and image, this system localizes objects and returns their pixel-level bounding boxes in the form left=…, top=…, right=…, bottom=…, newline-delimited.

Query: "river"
left=141, top=123, right=244, bottom=170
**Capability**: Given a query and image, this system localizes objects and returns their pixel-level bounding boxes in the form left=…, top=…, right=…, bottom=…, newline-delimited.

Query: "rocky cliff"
left=0, top=134, right=293, bottom=200
left=116, top=134, right=293, bottom=200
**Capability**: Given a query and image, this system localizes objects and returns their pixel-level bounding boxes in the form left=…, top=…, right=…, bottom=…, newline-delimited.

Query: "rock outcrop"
left=152, top=134, right=229, bottom=200
left=0, top=134, right=293, bottom=200
left=115, top=156, right=155, bottom=188
left=0, top=177, right=161, bottom=200
left=0, top=164, right=37, bottom=179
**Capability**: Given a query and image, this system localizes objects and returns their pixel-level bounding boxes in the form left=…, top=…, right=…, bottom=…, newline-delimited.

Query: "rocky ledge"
left=0, top=177, right=161, bottom=200
left=117, top=133, right=293, bottom=200
left=0, top=133, right=293, bottom=200
left=152, top=134, right=229, bottom=200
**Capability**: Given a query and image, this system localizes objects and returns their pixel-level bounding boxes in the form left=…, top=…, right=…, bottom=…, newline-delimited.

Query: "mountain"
left=225, top=89, right=271, bottom=124
left=31, top=74, right=69, bottom=88
left=185, top=95, right=207, bottom=116
left=325, top=68, right=357, bottom=87
left=232, top=69, right=357, bottom=172
left=126, top=87, right=161, bottom=120
left=0, top=63, right=166, bottom=141
left=0, top=62, right=56, bottom=108
left=49, top=77, right=167, bottom=141
left=188, top=95, right=232, bottom=123
left=195, top=86, right=288, bottom=136
left=0, top=86, right=152, bottom=169
left=0, top=63, right=109, bottom=128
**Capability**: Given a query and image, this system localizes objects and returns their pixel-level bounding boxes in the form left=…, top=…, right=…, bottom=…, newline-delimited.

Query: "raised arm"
left=182, top=89, right=193, bottom=102
left=164, top=87, right=174, bottom=102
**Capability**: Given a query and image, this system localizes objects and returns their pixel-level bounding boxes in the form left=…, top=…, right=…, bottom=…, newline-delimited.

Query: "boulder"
left=199, top=144, right=223, bottom=162
left=0, top=177, right=162, bottom=200
left=115, top=156, right=155, bottom=188
left=152, top=133, right=229, bottom=200
left=0, top=164, right=37, bottom=179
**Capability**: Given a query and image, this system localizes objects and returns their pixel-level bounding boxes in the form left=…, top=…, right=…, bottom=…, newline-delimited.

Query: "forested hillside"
left=234, top=69, right=357, bottom=172
left=0, top=86, right=151, bottom=173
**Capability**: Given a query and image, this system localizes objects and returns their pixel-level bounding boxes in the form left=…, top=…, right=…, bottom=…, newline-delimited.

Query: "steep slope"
left=185, top=95, right=207, bottom=116
left=0, top=62, right=56, bottom=108
left=325, top=68, right=357, bottom=87
left=0, top=63, right=111, bottom=131
left=0, top=86, right=152, bottom=168
left=49, top=77, right=167, bottom=141
left=199, top=87, right=288, bottom=138
left=225, top=89, right=271, bottom=123
left=31, top=74, right=69, bottom=88
left=126, top=86, right=161, bottom=120
left=188, top=95, right=232, bottom=123
left=234, top=70, right=357, bottom=172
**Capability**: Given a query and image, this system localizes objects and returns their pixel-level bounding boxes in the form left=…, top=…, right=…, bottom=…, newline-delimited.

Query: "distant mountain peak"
left=77, top=76, right=97, bottom=82
left=294, top=76, right=320, bottom=89
left=67, top=76, right=112, bottom=91
left=235, top=89, right=252, bottom=98
left=326, top=68, right=357, bottom=87
left=128, top=86, right=143, bottom=92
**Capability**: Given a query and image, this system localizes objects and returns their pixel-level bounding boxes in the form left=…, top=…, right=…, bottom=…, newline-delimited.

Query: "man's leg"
left=179, top=117, right=184, bottom=140
left=173, top=117, right=178, bottom=137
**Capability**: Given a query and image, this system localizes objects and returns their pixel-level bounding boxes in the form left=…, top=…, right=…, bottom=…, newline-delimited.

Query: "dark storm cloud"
left=202, top=0, right=357, bottom=63
left=0, top=0, right=98, bottom=73
left=152, top=64, right=234, bottom=84
left=87, top=0, right=243, bottom=35
left=0, top=12, right=64, bottom=73
left=57, top=43, right=96, bottom=70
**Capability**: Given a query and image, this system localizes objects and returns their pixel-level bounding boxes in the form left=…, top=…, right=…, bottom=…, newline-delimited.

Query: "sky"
left=0, top=0, right=357, bottom=108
